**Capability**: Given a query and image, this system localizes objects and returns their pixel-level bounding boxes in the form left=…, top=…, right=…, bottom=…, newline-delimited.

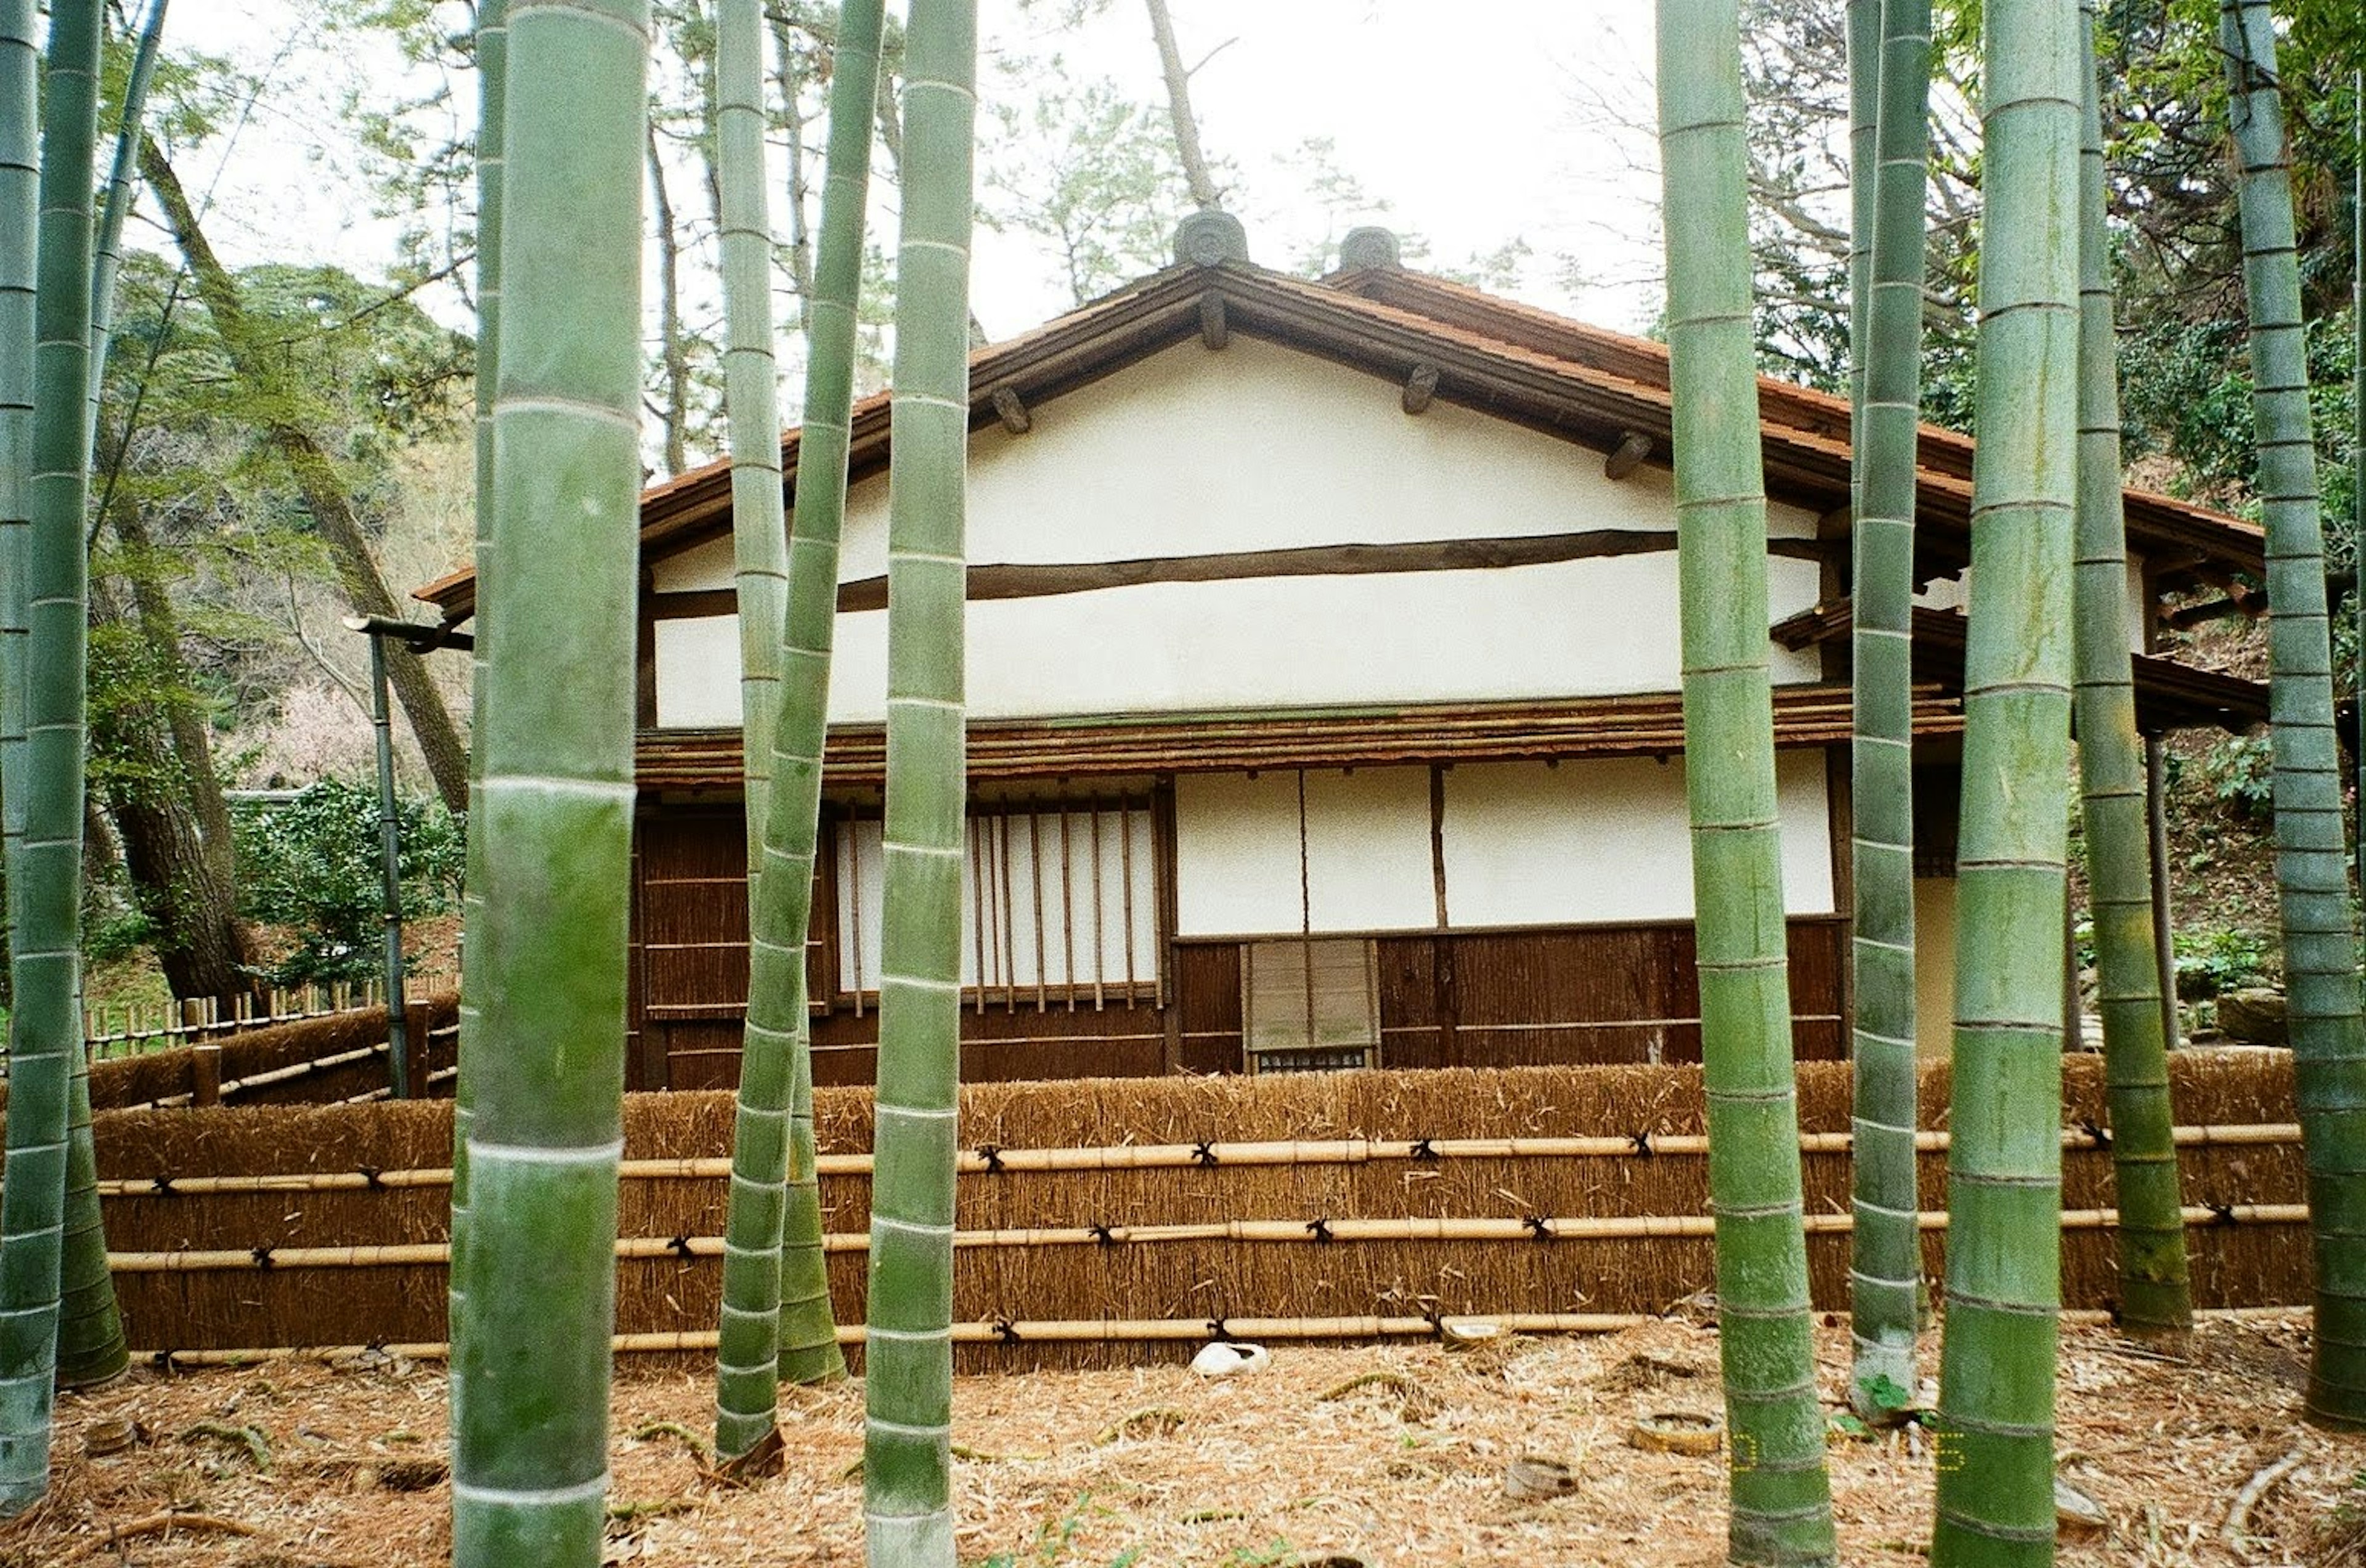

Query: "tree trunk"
left=137, top=139, right=471, bottom=814
left=1656, top=1, right=1837, bottom=1561
left=864, top=2, right=974, bottom=1561
left=2219, top=0, right=2366, bottom=1431
left=1144, top=0, right=1221, bottom=209
left=1930, top=0, right=2083, bottom=1557
left=648, top=121, right=693, bottom=477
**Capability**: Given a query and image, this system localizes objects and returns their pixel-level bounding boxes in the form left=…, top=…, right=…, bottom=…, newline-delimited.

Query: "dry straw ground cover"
left=1, top=1315, right=2358, bottom=1566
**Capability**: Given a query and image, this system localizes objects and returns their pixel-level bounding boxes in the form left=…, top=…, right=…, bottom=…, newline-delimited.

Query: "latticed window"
left=1241, top=938, right=1380, bottom=1073
left=831, top=795, right=1160, bottom=1006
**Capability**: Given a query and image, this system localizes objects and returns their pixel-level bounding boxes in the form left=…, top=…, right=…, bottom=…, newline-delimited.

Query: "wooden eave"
left=1768, top=601, right=2267, bottom=733
left=413, top=261, right=2265, bottom=624
left=633, top=685, right=1967, bottom=795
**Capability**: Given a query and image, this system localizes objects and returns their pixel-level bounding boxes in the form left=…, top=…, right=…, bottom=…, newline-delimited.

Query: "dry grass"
left=6, top=1315, right=2359, bottom=1567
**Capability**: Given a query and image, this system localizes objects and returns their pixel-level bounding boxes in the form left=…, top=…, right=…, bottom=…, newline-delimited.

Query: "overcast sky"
left=191, top=1, right=1670, bottom=343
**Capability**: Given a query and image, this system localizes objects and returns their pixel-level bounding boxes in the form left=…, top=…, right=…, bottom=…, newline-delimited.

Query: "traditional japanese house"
left=415, top=218, right=2268, bottom=1093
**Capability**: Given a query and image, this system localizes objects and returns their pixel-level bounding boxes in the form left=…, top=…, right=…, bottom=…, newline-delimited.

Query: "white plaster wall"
left=1437, top=754, right=1835, bottom=925
left=646, top=335, right=1827, bottom=726
left=1173, top=768, right=1436, bottom=936
left=1171, top=754, right=1834, bottom=938
left=1916, top=558, right=2151, bottom=656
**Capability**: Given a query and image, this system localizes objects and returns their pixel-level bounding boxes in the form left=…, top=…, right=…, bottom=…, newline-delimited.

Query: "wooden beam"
left=1401, top=363, right=1440, bottom=415
left=990, top=385, right=1031, bottom=435
left=1604, top=431, right=1653, bottom=480
left=1198, top=290, right=1227, bottom=350
left=826, top=529, right=1837, bottom=613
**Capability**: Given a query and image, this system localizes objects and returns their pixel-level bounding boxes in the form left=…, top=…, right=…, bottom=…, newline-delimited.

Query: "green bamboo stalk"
left=1929, top=1, right=2082, bottom=1559
left=2218, top=0, right=2366, bottom=1429
left=769, top=1, right=884, bottom=1395
left=0, top=0, right=104, bottom=1514
left=710, top=0, right=800, bottom=1458
left=447, top=0, right=645, bottom=1561
left=1656, top=3, right=1836, bottom=1561
left=1847, top=0, right=1879, bottom=456
left=53, top=0, right=169, bottom=1396
left=2069, top=0, right=2190, bottom=1346
left=717, top=0, right=886, bottom=1425
left=1846, top=0, right=1932, bottom=1420
left=448, top=0, right=505, bottom=1424
left=2352, top=71, right=2362, bottom=911
left=863, top=1, right=973, bottom=1561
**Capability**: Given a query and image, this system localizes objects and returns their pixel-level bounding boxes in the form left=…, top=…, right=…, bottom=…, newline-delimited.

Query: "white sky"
left=193, top=1, right=1669, bottom=345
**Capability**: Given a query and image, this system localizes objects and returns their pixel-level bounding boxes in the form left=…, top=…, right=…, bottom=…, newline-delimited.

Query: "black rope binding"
left=975, top=1144, right=1006, bottom=1174
left=250, top=1245, right=276, bottom=1269
left=2207, top=1201, right=2238, bottom=1225
left=993, top=1317, right=1021, bottom=1345
left=1630, top=1131, right=1654, bottom=1158
left=359, top=1165, right=385, bottom=1190
left=150, top=1350, right=174, bottom=1371
left=1089, top=1223, right=1118, bottom=1247
left=150, top=1175, right=174, bottom=1195
left=1408, top=1137, right=1438, bottom=1163
left=1306, top=1218, right=1334, bottom=1243
left=2078, top=1119, right=2112, bottom=1150
left=1208, top=1317, right=1230, bottom=1340
left=1191, top=1140, right=1219, bottom=1168
left=668, top=1234, right=696, bottom=1259
left=1522, top=1216, right=1555, bottom=1241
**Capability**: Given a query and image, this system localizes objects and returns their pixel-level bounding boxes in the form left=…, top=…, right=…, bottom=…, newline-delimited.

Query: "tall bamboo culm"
left=768, top=0, right=885, bottom=1392
left=1846, top=0, right=1879, bottom=461
left=2069, top=0, right=2190, bottom=1344
left=54, top=0, right=168, bottom=1395
left=447, top=0, right=505, bottom=1433
left=771, top=0, right=885, bottom=1400
left=1845, top=0, right=1932, bottom=1419
left=1656, top=2, right=1836, bottom=1561
left=0, top=0, right=104, bottom=1513
left=1930, top=2, right=2083, bottom=1560
left=864, top=1, right=974, bottom=1562
left=709, top=0, right=829, bottom=1459
left=2218, top=0, right=2366, bottom=1429
left=448, top=0, right=646, bottom=1561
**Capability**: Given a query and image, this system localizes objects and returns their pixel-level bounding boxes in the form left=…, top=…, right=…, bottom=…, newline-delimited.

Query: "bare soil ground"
left=4, top=1315, right=2359, bottom=1567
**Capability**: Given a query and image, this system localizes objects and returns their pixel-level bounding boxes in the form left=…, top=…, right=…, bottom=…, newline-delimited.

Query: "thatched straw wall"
left=82, top=1051, right=2304, bottom=1368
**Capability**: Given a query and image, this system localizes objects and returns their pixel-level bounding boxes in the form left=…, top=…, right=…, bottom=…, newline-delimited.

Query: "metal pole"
left=2146, top=732, right=2182, bottom=1052
left=368, top=633, right=410, bottom=1099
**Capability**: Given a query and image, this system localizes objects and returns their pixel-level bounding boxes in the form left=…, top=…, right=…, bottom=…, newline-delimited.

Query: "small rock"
left=2216, top=988, right=2288, bottom=1045
left=2055, top=1476, right=2108, bottom=1533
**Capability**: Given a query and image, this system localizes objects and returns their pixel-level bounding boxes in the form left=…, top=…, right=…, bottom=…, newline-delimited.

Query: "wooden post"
left=191, top=1044, right=222, bottom=1108
left=2146, top=732, right=2182, bottom=1049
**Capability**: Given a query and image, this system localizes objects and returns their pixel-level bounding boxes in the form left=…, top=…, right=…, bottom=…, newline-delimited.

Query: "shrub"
left=233, top=777, right=465, bottom=985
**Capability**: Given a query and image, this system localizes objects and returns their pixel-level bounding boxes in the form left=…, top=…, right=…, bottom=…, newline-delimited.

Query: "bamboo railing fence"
left=77, top=979, right=414, bottom=1060
left=55, top=1052, right=2313, bottom=1365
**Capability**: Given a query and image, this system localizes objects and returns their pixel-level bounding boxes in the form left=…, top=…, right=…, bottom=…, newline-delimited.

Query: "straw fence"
left=59, top=1050, right=2307, bottom=1368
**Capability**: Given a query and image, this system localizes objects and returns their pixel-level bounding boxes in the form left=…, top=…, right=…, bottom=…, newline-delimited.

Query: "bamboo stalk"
left=0, top=0, right=105, bottom=1514
left=61, top=1120, right=2312, bottom=1201
left=1657, top=0, right=1834, bottom=1554
left=2071, top=0, right=2190, bottom=1346
left=449, top=0, right=645, bottom=1558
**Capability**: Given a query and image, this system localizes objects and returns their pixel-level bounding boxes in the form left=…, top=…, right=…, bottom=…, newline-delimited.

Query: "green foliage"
left=231, top=777, right=462, bottom=983
left=2195, top=733, right=2275, bottom=820
left=984, top=79, right=1186, bottom=306
left=2174, top=925, right=2270, bottom=999
left=974, top=1495, right=1141, bottom=1568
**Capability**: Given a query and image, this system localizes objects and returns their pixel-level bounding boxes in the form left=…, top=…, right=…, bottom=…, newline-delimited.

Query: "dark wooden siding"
left=633, top=805, right=1848, bottom=1089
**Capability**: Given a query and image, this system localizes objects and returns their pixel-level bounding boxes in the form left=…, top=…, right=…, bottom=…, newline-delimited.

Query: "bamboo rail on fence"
left=81, top=981, right=401, bottom=1058
left=83, top=1120, right=2307, bottom=1198
left=129, top=1304, right=2315, bottom=1367
left=102, top=1201, right=2313, bottom=1275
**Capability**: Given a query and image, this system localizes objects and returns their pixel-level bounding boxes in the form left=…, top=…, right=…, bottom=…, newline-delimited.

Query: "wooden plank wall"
left=634, top=805, right=1847, bottom=1088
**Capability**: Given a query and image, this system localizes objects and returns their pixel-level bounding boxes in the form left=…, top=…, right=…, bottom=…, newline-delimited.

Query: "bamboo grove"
left=1, top=0, right=2364, bottom=1562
